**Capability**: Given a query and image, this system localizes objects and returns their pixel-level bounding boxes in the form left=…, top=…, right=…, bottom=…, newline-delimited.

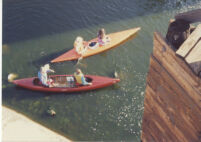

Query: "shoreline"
left=2, top=106, right=71, bottom=142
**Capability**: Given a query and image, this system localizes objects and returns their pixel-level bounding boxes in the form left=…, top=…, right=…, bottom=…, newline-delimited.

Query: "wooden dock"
left=141, top=23, right=201, bottom=141
left=176, top=24, right=201, bottom=76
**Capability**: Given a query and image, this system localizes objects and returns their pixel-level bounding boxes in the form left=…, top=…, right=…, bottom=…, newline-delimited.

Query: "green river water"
left=2, top=0, right=201, bottom=141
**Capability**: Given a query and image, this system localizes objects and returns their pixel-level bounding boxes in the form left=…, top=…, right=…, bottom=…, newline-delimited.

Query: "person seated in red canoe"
left=74, top=36, right=88, bottom=56
left=38, top=64, right=55, bottom=87
left=74, top=68, right=92, bottom=86
left=97, top=28, right=110, bottom=46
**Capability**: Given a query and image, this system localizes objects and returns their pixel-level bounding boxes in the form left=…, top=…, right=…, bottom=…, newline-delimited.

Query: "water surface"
left=2, top=0, right=201, bottom=141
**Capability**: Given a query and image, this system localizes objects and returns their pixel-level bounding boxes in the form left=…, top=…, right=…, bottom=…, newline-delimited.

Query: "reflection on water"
left=2, top=0, right=201, bottom=141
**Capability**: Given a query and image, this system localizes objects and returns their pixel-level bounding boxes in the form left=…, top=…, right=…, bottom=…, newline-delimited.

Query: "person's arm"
left=81, top=76, right=90, bottom=85
left=46, top=69, right=55, bottom=73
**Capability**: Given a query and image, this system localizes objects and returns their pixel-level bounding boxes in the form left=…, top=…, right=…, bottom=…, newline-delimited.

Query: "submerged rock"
left=47, top=107, right=56, bottom=116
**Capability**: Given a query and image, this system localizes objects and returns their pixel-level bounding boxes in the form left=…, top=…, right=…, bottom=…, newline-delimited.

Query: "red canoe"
left=13, top=75, right=120, bottom=93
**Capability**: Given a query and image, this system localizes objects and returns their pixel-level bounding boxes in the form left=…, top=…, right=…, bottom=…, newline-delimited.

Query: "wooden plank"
left=176, top=24, right=201, bottom=57
left=148, top=84, right=199, bottom=142
left=142, top=56, right=201, bottom=142
left=143, top=86, right=188, bottom=142
left=142, top=87, right=178, bottom=142
left=175, top=9, right=201, bottom=23
left=148, top=56, right=201, bottom=131
left=153, top=32, right=201, bottom=108
left=185, top=40, right=201, bottom=75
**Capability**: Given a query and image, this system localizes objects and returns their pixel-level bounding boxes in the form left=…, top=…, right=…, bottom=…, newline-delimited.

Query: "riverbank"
left=2, top=106, right=71, bottom=142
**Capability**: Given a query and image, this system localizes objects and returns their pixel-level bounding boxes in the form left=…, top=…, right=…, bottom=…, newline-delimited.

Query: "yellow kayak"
left=51, top=27, right=141, bottom=63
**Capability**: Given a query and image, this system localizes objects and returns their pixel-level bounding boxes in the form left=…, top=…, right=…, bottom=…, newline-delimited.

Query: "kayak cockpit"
left=88, top=41, right=99, bottom=50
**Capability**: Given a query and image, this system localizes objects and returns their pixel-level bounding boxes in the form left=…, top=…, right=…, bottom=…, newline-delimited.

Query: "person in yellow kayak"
left=86, top=28, right=111, bottom=50
left=74, top=68, right=92, bottom=86
left=74, top=36, right=88, bottom=57
left=97, top=28, right=110, bottom=46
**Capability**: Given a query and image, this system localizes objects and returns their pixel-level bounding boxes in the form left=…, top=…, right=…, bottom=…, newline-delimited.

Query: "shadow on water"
left=3, top=86, right=47, bottom=99
left=30, top=48, right=71, bottom=66
left=2, top=81, right=115, bottom=98
left=3, top=0, right=199, bottom=44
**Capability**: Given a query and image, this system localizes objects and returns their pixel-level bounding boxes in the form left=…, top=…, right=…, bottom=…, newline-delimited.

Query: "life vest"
left=98, top=36, right=110, bottom=46
left=98, top=38, right=105, bottom=45
left=74, top=72, right=83, bottom=84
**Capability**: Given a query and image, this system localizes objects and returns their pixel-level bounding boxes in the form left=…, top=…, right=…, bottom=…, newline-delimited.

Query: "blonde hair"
left=74, top=36, right=85, bottom=54
left=75, top=36, right=83, bottom=45
left=76, top=68, right=82, bottom=74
